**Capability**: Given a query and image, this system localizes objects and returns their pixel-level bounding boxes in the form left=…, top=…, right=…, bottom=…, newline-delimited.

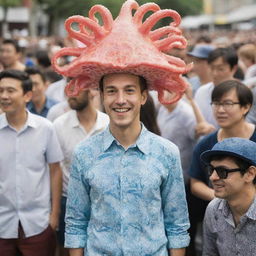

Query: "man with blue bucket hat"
left=200, top=137, right=256, bottom=256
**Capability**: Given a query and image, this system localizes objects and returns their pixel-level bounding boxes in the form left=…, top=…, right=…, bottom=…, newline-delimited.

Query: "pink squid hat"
left=52, top=0, right=192, bottom=104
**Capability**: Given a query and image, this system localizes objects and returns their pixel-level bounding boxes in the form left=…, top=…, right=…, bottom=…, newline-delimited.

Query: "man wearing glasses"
left=200, top=137, right=256, bottom=256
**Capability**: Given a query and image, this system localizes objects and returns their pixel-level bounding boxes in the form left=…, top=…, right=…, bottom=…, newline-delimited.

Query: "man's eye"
left=224, top=102, right=233, bottom=106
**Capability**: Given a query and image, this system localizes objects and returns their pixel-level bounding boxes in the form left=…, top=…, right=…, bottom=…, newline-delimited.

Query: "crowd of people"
left=0, top=19, right=256, bottom=256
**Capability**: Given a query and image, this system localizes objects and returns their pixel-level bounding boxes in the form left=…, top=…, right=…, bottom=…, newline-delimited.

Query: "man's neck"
left=33, top=96, right=46, bottom=113
left=76, top=105, right=97, bottom=133
left=5, top=61, right=25, bottom=71
left=228, top=187, right=255, bottom=225
left=219, top=121, right=254, bottom=140
left=199, top=70, right=212, bottom=85
left=6, top=109, right=28, bottom=131
left=110, top=121, right=142, bottom=150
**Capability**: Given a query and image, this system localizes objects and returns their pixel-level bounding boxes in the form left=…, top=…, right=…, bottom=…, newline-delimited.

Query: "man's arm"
left=162, top=145, right=190, bottom=251
left=190, top=177, right=215, bottom=201
left=168, top=248, right=185, bottom=256
left=49, top=162, right=62, bottom=230
left=69, top=248, right=84, bottom=256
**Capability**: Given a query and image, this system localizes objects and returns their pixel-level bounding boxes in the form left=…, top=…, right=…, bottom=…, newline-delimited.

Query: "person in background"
left=0, top=69, right=63, bottom=256
left=0, top=39, right=25, bottom=71
left=194, top=47, right=238, bottom=129
left=187, top=44, right=215, bottom=95
left=26, top=67, right=58, bottom=117
left=53, top=88, right=109, bottom=256
left=201, top=138, right=256, bottom=256
left=238, top=43, right=256, bottom=80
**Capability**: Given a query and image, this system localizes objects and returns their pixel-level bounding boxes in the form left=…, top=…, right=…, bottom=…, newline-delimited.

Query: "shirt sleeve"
left=202, top=201, right=219, bottom=256
left=45, top=123, right=63, bottom=163
left=161, top=145, right=190, bottom=249
left=64, top=148, right=91, bottom=249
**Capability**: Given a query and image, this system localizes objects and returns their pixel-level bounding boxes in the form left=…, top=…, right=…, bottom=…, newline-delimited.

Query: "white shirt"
left=46, top=78, right=66, bottom=102
left=0, top=112, right=63, bottom=238
left=157, top=100, right=197, bottom=182
left=53, top=110, right=109, bottom=196
left=194, top=82, right=218, bottom=128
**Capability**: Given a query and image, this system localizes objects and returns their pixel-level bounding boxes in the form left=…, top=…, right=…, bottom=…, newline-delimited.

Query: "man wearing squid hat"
left=52, top=1, right=192, bottom=255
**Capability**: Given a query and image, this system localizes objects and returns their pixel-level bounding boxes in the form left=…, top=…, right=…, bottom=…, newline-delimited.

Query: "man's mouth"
left=113, top=108, right=130, bottom=113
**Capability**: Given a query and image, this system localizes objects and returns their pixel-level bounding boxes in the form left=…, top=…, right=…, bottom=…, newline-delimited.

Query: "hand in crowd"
left=195, top=121, right=216, bottom=137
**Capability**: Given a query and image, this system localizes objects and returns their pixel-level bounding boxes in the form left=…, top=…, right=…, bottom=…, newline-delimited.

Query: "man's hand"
left=49, top=211, right=59, bottom=231
left=195, top=122, right=216, bottom=137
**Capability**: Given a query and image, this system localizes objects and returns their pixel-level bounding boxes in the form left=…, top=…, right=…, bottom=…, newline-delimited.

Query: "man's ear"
left=245, top=166, right=256, bottom=184
left=141, top=90, right=148, bottom=106
left=24, top=91, right=33, bottom=103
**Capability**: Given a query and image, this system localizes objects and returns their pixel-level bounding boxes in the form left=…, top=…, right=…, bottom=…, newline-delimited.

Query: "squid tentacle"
left=89, top=5, right=114, bottom=32
left=119, top=0, right=139, bottom=19
left=133, top=3, right=160, bottom=25
left=154, top=35, right=187, bottom=51
left=149, top=26, right=181, bottom=41
left=65, top=16, right=106, bottom=46
left=51, top=47, right=83, bottom=75
left=139, top=10, right=181, bottom=35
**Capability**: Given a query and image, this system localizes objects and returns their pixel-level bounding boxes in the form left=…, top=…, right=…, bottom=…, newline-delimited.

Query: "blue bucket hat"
left=200, top=137, right=256, bottom=166
left=187, top=44, right=215, bottom=59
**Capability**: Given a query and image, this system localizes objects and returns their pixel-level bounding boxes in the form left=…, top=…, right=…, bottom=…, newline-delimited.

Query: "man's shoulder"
left=147, top=130, right=180, bottom=155
left=196, top=131, right=218, bottom=151
left=74, top=130, right=105, bottom=154
left=194, top=82, right=214, bottom=98
left=206, top=198, right=223, bottom=216
left=53, top=110, right=75, bottom=125
left=29, top=112, right=53, bottom=127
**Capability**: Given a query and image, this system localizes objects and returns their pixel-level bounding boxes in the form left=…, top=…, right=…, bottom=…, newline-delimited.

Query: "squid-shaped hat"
left=52, top=0, right=192, bottom=104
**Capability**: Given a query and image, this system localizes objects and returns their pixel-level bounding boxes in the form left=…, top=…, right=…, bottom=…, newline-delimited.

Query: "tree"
left=37, top=0, right=202, bottom=35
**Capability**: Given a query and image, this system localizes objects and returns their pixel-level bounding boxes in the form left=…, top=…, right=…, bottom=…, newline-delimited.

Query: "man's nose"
left=116, top=91, right=125, bottom=104
left=209, top=170, right=220, bottom=181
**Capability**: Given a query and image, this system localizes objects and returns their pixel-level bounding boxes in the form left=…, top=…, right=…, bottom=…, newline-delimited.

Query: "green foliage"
left=38, top=0, right=202, bottom=19
left=0, top=0, right=21, bottom=7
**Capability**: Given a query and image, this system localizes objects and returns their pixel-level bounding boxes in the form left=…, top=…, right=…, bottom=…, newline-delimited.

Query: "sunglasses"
left=206, top=165, right=242, bottom=179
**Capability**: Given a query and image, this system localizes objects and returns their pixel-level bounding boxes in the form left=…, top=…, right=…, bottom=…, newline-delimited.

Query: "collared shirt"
left=203, top=197, right=256, bottom=256
left=27, top=97, right=58, bottom=117
left=53, top=110, right=109, bottom=196
left=0, top=112, right=63, bottom=238
left=65, top=126, right=190, bottom=255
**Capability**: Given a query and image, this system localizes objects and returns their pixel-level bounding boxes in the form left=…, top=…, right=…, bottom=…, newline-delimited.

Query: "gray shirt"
left=203, top=197, right=256, bottom=256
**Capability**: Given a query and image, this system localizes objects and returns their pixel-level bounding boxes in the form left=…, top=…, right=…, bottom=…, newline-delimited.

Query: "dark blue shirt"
left=27, top=97, right=58, bottom=118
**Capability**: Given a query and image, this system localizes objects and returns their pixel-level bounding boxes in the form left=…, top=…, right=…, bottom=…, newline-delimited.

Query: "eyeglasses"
left=210, top=101, right=240, bottom=111
left=206, top=165, right=243, bottom=179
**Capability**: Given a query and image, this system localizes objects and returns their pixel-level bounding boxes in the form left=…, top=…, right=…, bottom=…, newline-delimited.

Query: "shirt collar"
left=246, top=196, right=256, bottom=220
left=102, top=124, right=150, bottom=155
left=219, top=196, right=256, bottom=220
left=0, top=111, right=37, bottom=130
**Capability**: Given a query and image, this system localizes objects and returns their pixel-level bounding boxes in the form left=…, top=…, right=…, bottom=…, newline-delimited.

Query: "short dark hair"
left=208, top=47, right=238, bottom=69
left=99, top=74, right=148, bottom=92
left=35, top=50, right=51, bottom=68
left=212, top=80, right=253, bottom=115
left=25, top=66, right=46, bottom=83
left=210, top=155, right=256, bottom=184
left=0, top=69, right=32, bottom=93
left=2, top=39, right=21, bottom=53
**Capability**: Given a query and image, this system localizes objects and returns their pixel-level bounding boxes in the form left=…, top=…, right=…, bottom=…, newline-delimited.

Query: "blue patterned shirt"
left=65, top=126, right=190, bottom=255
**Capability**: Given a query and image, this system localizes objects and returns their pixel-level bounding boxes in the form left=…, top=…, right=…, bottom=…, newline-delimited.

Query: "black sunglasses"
left=206, top=165, right=243, bottom=179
